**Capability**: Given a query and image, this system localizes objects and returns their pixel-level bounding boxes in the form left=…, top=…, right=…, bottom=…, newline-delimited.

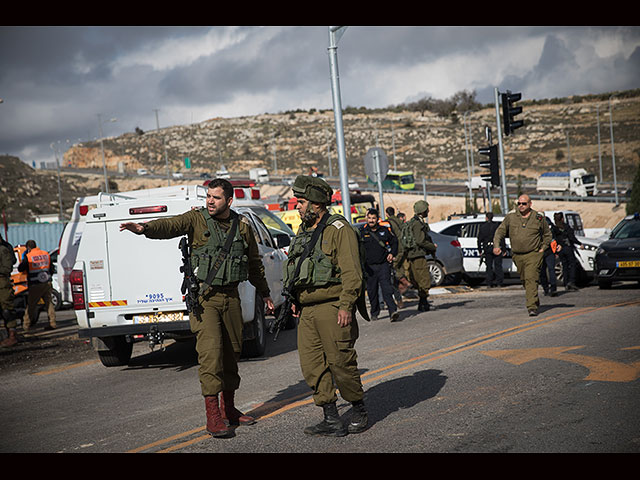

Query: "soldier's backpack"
left=400, top=218, right=417, bottom=251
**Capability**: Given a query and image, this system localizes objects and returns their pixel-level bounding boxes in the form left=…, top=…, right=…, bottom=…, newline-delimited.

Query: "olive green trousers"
left=297, top=300, right=364, bottom=406
left=512, top=250, right=545, bottom=311
left=0, top=277, right=17, bottom=330
left=189, top=288, right=243, bottom=396
left=408, top=256, right=431, bottom=300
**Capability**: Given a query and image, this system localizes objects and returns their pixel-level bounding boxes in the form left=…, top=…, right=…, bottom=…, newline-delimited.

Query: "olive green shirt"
left=407, top=215, right=437, bottom=260
left=297, top=214, right=363, bottom=312
left=142, top=208, right=270, bottom=298
left=493, top=209, right=552, bottom=255
left=1, top=242, right=15, bottom=277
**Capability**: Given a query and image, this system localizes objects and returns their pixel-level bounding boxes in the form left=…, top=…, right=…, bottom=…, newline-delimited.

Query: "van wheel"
left=97, top=336, right=133, bottom=367
left=242, top=294, right=266, bottom=358
left=51, top=288, right=62, bottom=311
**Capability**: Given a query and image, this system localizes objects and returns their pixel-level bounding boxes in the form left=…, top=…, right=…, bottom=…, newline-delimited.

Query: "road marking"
left=483, top=346, right=640, bottom=382
left=128, top=299, right=640, bottom=453
left=33, top=359, right=100, bottom=376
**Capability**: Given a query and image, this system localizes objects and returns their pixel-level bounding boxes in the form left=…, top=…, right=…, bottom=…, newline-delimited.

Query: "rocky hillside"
left=2, top=89, right=639, bottom=224
left=63, top=89, right=640, bottom=182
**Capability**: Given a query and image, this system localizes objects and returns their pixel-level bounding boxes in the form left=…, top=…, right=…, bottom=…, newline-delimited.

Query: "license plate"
left=617, top=260, right=640, bottom=268
left=134, top=312, right=184, bottom=324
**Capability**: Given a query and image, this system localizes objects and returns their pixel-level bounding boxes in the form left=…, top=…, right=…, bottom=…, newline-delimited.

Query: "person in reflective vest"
left=18, top=240, right=56, bottom=332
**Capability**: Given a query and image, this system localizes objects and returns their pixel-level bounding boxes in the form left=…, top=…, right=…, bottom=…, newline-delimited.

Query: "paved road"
left=1, top=280, right=639, bottom=453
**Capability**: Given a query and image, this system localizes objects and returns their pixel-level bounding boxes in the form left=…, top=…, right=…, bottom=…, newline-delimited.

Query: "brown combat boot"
left=220, top=390, right=256, bottom=426
left=0, top=328, right=18, bottom=348
left=204, top=395, right=231, bottom=438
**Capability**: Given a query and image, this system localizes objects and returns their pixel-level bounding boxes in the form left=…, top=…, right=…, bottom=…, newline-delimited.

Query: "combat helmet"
left=413, top=200, right=429, bottom=214
left=292, top=175, right=333, bottom=204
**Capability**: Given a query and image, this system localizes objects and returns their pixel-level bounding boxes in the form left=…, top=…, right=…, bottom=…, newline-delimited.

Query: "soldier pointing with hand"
left=120, top=178, right=274, bottom=439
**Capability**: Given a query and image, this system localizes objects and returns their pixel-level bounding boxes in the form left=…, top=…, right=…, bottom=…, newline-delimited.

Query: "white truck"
left=69, top=184, right=287, bottom=366
left=249, top=168, right=269, bottom=184
left=536, top=168, right=598, bottom=197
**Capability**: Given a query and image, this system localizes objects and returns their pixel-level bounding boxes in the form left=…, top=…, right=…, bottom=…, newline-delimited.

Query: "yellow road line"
left=128, top=299, right=639, bottom=453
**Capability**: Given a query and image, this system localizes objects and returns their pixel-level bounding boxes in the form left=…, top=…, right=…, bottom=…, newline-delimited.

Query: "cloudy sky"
left=1, top=26, right=639, bottom=167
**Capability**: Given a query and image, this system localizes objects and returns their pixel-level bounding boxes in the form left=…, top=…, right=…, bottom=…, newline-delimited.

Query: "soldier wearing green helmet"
left=397, top=199, right=437, bottom=311
left=284, top=175, right=369, bottom=436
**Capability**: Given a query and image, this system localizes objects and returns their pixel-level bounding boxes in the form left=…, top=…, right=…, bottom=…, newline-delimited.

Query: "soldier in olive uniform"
left=120, top=178, right=274, bottom=438
left=0, top=234, right=19, bottom=348
left=399, top=200, right=437, bottom=312
left=493, top=194, right=551, bottom=316
left=284, top=175, right=369, bottom=436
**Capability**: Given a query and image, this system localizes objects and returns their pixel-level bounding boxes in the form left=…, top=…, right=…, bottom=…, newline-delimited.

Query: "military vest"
left=283, top=214, right=344, bottom=291
left=401, top=216, right=431, bottom=257
left=190, top=209, right=249, bottom=286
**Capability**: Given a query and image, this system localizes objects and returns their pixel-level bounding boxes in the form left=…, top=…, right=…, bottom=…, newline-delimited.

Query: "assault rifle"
left=179, top=237, right=202, bottom=316
left=269, top=288, right=297, bottom=341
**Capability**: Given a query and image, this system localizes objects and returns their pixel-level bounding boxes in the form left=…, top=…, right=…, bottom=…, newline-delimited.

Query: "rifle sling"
left=202, top=213, right=240, bottom=290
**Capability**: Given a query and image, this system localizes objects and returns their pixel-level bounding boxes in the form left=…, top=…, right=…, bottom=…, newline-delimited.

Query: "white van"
left=57, top=185, right=210, bottom=306
left=70, top=184, right=287, bottom=366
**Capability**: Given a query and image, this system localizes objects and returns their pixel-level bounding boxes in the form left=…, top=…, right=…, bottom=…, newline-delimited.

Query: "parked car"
left=595, top=213, right=640, bottom=289
left=353, top=222, right=463, bottom=287
left=430, top=214, right=515, bottom=286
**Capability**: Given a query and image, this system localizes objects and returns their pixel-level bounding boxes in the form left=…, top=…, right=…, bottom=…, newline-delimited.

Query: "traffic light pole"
left=494, top=87, right=508, bottom=214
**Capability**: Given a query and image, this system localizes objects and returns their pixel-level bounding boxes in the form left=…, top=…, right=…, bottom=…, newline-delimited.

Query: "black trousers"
left=365, top=262, right=397, bottom=317
left=558, top=248, right=577, bottom=286
left=483, top=251, right=504, bottom=286
left=539, top=251, right=557, bottom=293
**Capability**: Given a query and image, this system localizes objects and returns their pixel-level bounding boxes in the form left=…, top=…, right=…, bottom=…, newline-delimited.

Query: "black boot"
left=418, top=297, right=430, bottom=312
left=348, top=400, right=368, bottom=434
left=304, top=402, right=347, bottom=437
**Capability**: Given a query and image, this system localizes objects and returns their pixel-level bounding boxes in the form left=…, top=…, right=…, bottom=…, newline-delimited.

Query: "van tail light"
left=234, top=189, right=245, bottom=199
left=251, top=189, right=260, bottom=200
left=70, top=269, right=86, bottom=310
left=451, top=240, right=461, bottom=248
left=79, top=205, right=89, bottom=216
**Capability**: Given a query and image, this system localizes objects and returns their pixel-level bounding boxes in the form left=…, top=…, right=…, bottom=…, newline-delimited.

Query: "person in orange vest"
left=18, top=240, right=56, bottom=332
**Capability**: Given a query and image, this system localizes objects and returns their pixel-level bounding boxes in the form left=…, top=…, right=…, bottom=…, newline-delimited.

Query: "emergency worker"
left=0, top=234, right=19, bottom=347
left=360, top=208, right=399, bottom=322
left=399, top=200, right=437, bottom=312
left=493, top=194, right=551, bottom=316
left=284, top=175, right=368, bottom=436
left=120, top=178, right=274, bottom=438
left=18, top=240, right=56, bottom=332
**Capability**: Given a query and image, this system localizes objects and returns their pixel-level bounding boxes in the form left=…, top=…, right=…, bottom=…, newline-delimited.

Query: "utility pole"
left=328, top=26, right=351, bottom=222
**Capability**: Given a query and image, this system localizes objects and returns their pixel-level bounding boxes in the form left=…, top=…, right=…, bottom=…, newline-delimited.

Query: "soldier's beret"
left=292, top=175, right=333, bottom=204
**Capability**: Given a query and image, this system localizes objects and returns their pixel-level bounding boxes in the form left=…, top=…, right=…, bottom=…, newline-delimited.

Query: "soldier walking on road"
left=284, top=175, right=369, bottom=437
left=120, top=178, right=274, bottom=438
left=399, top=200, right=437, bottom=312
left=493, top=194, right=552, bottom=316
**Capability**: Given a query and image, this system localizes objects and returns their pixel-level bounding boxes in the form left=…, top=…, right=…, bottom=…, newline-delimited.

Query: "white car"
left=172, top=172, right=184, bottom=179
left=429, top=214, right=516, bottom=285
left=70, top=185, right=287, bottom=366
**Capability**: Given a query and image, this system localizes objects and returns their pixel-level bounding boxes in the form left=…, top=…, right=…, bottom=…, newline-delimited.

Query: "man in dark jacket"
left=552, top=212, right=582, bottom=291
left=360, top=209, right=399, bottom=322
left=477, top=213, right=505, bottom=287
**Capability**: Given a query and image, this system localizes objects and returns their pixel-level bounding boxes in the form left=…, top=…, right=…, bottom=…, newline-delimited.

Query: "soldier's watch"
left=140, top=223, right=148, bottom=234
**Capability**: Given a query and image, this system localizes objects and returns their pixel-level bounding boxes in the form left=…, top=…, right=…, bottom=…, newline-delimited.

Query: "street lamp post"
left=608, top=96, right=619, bottom=206
left=327, top=26, right=351, bottom=222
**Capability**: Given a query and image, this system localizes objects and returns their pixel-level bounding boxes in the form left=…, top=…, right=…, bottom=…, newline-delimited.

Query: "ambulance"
left=70, top=184, right=287, bottom=367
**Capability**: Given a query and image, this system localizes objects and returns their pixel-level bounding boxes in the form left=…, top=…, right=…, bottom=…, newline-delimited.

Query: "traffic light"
left=478, top=144, right=500, bottom=187
left=501, top=91, right=524, bottom=135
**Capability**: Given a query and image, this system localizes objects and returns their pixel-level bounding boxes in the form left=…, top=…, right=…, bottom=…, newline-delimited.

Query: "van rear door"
left=104, top=208, right=187, bottom=316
